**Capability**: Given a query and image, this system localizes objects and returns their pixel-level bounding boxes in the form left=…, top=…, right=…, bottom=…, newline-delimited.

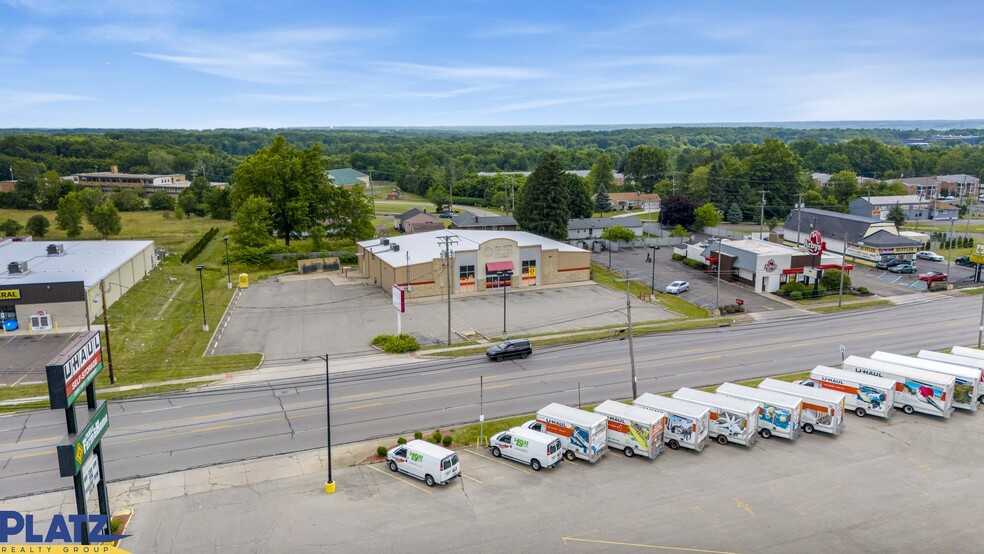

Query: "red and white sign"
left=806, top=230, right=824, bottom=256
left=392, top=284, right=405, bottom=313
left=764, top=259, right=778, bottom=272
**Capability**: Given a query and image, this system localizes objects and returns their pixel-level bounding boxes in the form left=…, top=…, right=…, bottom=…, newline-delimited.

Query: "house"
left=782, top=208, right=921, bottom=263
left=395, top=208, right=423, bottom=232
left=404, top=213, right=444, bottom=234
left=849, top=195, right=926, bottom=221
left=385, top=190, right=401, bottom=199
left=450, top=212, right=518, bottom=231
left=327, top=168, right=370, bottom=187
left=567, top=216, right=643, bottom=241
left=607, top=192, right=661, bottom=212
left=0, top=181, right=16, bottom=193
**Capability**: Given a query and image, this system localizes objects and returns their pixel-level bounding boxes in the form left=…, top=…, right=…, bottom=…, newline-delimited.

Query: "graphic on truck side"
left=760, top=405, right=791, bottom=429
left=902, top=379, right=945, bottom=412
left=953, top=379, right=973, bottom=405
left=667, top=414, right=694, bottom=440
left=538, top=419, right=596, bottom=453
left=857, top=385, right=886, bottom=409
left=718, top=411, right=746, bottom=437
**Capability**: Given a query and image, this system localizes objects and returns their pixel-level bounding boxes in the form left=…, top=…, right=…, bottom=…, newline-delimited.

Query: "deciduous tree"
left=56, top=193, right=84, bottom=238
left=624, top=145, right=669, bottom=193
left=89, top=202, right=122, bottom=239
left=26, top=214, right=50, bottom=238
left=658, top=195, right=699, bottom=229
left=693, top=203, right=721, bottom=231
left=231, top=195, right=274, bottom=247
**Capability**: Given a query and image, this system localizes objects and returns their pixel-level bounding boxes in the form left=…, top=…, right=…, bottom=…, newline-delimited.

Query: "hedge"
left=683, top=258, right=706, bottom=270
left=181, top=227, right=219, bottom=263
left=671, top=253, right=684, bottom=261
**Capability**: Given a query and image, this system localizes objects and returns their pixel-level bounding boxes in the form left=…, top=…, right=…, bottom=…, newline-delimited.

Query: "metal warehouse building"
left=356, top=230, right=591, bottom=298
left=0, top=239, right=156, bottom=331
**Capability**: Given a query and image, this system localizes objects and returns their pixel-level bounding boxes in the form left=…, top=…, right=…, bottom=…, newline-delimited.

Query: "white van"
left=715, top=382, right=802, bottom=440
left=387, top=440, right=460, bottom=487
left=672, top=388, right=759, bottom=447
left=757, top=378, right=845, bottom=435
left=805, top=365, right=895, bottom=418
left=842, top=355, right=955, bottom=418
left=488, top=427, right=563, bottom=471
left=593, top=400, right=666, bottom=459
left=872, top=351, right=981, bottom=411
left=522, top=403, right=608, bottom=463
left=633, top=393, right=711, bottom=452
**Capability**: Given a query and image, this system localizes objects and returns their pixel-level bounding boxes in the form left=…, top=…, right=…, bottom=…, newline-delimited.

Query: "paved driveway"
left=0, top=333, right=81, bottom=386
left=850, top=255, right=980, bottom=296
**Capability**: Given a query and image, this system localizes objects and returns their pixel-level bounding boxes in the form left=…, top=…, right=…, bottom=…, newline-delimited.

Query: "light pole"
left=501, top=271, right=512, bottom=334
left=946, top=217, right=955, bottom=282
left=223, top=236, right=231, bottom=289
left=302, top=355, right=335, bottom=494
left=650, top=245, right=658, bottom=298
left=196, top=265, right=208, bottom=332
left=616, top=278, right=638, bottom=399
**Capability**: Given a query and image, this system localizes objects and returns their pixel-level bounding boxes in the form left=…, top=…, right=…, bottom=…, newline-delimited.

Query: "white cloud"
left=3, top=0, right=184, bottom=17
left=378, top=62, right=545, bottom=81
left=237, top=93, right=343, bottom=103
left=472, top=23, right=560, bottom=38
left=478, top=96, right=590, bottom=114
left=0, top=89, right=92, bottom=110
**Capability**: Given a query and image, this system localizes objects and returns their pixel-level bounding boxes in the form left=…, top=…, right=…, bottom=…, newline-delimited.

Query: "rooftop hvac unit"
left=7, top=261, right=28, bottom=274
left=380, top=238, right=390, bottom=246
left=46, top=243, right=65, bottom=256
left=391, top=244, right=400, bottom=251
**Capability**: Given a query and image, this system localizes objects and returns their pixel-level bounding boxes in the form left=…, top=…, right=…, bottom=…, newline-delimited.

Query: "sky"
left=2, top=0, right=983, bottom=129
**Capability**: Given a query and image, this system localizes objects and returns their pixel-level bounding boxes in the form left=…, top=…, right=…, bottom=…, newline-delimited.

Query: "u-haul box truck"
left=872, top=351, right=981, bottom=412
left=919, top=350, right=984, bottom=404
left=594, top=400, right=666, bottom=459
left=806, top=366, right=895, bottom=418
left=489, top=427, right=563, bottom=471
left=842, top=356, right=955, bottom=419
left=387, top=440, right=460, bottom=486
left=633, top=393, right=710, bottom=452
left=951, top=345, right=984, bottom=362
left=757, top=378, right=845, bottom=435
left=716, top=382, right=802, bottom=440
left=672, top=388, right=758, bottom=447
left=522, top=403, right=608, bottom=463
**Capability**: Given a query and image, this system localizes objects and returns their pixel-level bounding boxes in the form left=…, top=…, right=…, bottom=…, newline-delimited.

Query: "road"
left=1, top=293, right=980, bottom=500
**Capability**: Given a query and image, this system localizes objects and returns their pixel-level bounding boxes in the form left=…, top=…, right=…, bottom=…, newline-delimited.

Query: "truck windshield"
left=547, top=440, right=561, bottom=455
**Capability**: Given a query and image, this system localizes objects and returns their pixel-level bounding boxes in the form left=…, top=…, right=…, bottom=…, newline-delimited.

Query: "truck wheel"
left=564, top=450, right=576, bottom=461
left=623, top=447, right=634, bottom=457
left=902, top=404, right=915, bottom=415
left=667, top=440, right=680, bottom=450
left=978, top=394, right=984, bottom=405
left=717, top=435, right=729, bottom=446
left=802, top=423, right=815, bottom=434
left=388, top=461, right=398, bottom=472
left=425, top=474, right=436, bottom=487
left=530, top=459, right=542, bottom=471
left=521, top=352, right=530, bottom=359
left=491, top=446, right=502, bottom=458
left=855, top=407, right=867, bottom=417
left=759, top=429, right=772, bottom=439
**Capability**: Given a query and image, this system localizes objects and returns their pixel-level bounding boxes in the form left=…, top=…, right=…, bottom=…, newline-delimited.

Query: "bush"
left=683, top=258, right=706, bottom=270
left=780, top=281, right=807, bottom=295
left=371, top=334, right=420, bottom=353
left=671, top=253, right=684, bottom=261
left=338, top=253, right=358, bottom=264
left=789, top=291, right=803, bottom=300
left=397, top=437, right=407, bottom=445
left=376, top=446, right=388, bottom=457
left=413, top=431, right=423, bottom=440
left=857, top=287, right=870, bottom=295
left=432, top=430, right=443, bottom=444
left=181, top=227, right=219, bottom=263
left=442, top=435, right=453, bottom=447
left=718, top=304, right=745, bottom=314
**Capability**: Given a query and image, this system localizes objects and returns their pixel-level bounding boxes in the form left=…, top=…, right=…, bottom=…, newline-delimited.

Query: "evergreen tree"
left=565, top=173, right=592, bottom=218
left=595, top=182, right=612, bottom=215
left=514, top=151, right=570, bottom=241
left=726, top=202, right=743, bottom=224
left=886, top=203, right=906, bottom=228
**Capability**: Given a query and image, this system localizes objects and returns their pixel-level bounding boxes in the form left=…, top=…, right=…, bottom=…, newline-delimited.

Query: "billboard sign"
left=56, top=401, right=109, bottom=477
left=392, top=284, right=405, bottom=313
left=45, top=331, right=103, bottom=409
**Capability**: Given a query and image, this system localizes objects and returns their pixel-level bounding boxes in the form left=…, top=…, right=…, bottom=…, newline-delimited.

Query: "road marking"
left=461, top=473, right=484, bottom=484
left=560, top=537, right=738, bottom=553
left=734, top=498, right=755, bottom=516
left=697, top=355, right=722, bottom=361
left=139, top=406, right=181, bottom=414
left=594, top=368, right=624, bottom=375
left=459, top=448, right=532, bottom=475
left=366, top=464, right=432, bottom=494
left=0, top=435, right=59, bottom=447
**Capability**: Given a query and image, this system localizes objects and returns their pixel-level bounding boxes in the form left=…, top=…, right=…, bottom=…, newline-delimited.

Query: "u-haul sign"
left=45, top=331, right=104, bottom=409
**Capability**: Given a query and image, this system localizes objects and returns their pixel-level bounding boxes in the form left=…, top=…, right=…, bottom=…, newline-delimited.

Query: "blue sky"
left=2, top=1, right=982, bottom=129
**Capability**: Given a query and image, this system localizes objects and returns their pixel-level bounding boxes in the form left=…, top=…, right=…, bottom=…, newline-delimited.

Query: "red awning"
left=486, top=261, right=514, bottom=272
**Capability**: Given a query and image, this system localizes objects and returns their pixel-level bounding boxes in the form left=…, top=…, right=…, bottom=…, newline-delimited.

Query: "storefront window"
left=521, top=260, right=536, bottom=286
left=459, top=265, right=475, bottom=293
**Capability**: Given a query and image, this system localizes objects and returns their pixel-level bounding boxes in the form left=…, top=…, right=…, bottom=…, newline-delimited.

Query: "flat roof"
left=721, top=238, right=800, bottom=256
left=358, top=230, right=586, bottom=266
left=0, top=240, right=154, bottom=289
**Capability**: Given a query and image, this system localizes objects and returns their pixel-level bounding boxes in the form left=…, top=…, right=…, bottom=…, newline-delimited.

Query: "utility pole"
left=617, top=278, right=638, bottom=399
left=715, top=239, right=722, bottom=314
left=759, top=190, right=767, bottom=239
left=838, top=232, right=847, bottom=309
left=947, top=216, right=955, bottom=282
left=437, top=235, right=458, bottom=345
left=447, top=161, right=455, bottom=214
left=509, top=176, right=516, bottom=215
left=99, top=280, right=116, bottom=384
left=796, top=193, right=804, bottom=246
left=405, top=251, right=411, bottom=302
left=368, top=170, right=376, bottom=217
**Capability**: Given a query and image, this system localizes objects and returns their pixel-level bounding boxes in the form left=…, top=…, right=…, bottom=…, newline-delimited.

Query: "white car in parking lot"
left=916, top=251, right=944, bottom=262
left=665, top=281, right=690, bottom=294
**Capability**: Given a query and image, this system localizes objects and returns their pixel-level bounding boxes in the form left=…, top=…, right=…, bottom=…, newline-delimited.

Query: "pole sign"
left=392, top=284, right=405, bottom=313
left=45, top=330, right=103, bottom=409
left=81, top=453, right=100, bottom=501
left=56, top=401, right=109, bottom=477
left=805, top=230, right=824, bottom=256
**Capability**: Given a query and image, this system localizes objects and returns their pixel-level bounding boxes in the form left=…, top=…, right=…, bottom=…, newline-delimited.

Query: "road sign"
left=81, top=453, right=100, bottom=501
left=56, top=401, right=109, bottom=477
left=839, top=344, right=846, bottom=354
left=45, top=331, right=103, bottom=409
left=392, top=284, right=405, bottom=313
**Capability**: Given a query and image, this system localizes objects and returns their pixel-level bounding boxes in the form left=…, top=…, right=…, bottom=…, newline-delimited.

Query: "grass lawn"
left=591, top=262, right=710, bottom=318
left=372, top=200, right=435, bottom=215
left=809, top=300, right=892, bottom=313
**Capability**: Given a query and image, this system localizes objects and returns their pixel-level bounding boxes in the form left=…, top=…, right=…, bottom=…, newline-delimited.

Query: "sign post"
left=392, top=284, right=405, bottom=335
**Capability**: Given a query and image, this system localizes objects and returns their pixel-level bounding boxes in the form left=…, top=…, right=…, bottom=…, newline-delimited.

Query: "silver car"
left=916, top=251, right=944, bottom=262
left=665, top=280, right=690, bottom=294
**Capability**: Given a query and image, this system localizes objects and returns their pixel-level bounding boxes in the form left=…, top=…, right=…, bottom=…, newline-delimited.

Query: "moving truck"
left=387, top=440, right=460, bottom=487
left=522, top=403, right=608, bottom=463
left=842, top=356, right=955, bottom=419
left=951, top=345, right=984, bottom=362
left=757, top=378, right=845, bottom=435
left=593, top=400, right=666, bottom=459
left=919, top=350, right=984, bottom=404
left=672, top=388, right=759, bottom=447
left=805, top=366, right=895, bottom=418
left=715, top=382, right=802, bottom=440
left=872, top=351, right=981, bottom=411
left=633, top=393, right=710, bottom=452
left=489, top=427, right=563, bottom=471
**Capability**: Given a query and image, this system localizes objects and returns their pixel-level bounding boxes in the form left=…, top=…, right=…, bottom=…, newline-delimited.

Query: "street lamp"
left=501, top=271, right=512, bottom=334
left=196, top=265, right=208, bottom=332
left=302, top=354, right=335, bottom=494
left=223, top=236, right=231, bottom=289
left=650, top=245, right=658, bottom=298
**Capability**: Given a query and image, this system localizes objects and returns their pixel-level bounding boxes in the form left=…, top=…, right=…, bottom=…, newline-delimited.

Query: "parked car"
left=875, top=258, right=908, bottom=270
left=486, top=338, right=532, bottom=361
left=438, top=211, right=455, bottom=219
left=955, top=256, right=977, bottom=267
left=665, top=281, right=690, bottom=294
left=888, top=263, right=917, bottom=274
left=918, top=271, right=948, bottom=283
left=916, top=251, right=944, bottom=262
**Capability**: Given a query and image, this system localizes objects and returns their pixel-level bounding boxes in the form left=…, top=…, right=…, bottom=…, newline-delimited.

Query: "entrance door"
left=761, top=276, right=769, bottom=292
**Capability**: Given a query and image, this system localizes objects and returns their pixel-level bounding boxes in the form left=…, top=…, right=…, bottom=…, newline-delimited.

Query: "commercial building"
left=849, top=195, right=926, bottom=221
left=0, top=239, right=156, bottom=330
left=782, top=208, right=921, bottom=263
left=327, top=168, right=370, bottom=187
left=356, top=230, right=590, bottom=298
left=898, top=174, right=980, bottom=199
left=71, top=166, right=190, bottom=195
left=450, top=213, right=518, bottom=231
left=693, top=238, right=849, bottom=294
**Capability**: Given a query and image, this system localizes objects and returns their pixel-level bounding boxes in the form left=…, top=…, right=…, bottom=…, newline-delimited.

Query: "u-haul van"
left=872, top=351, right=981, bottom=412
left=806, top=365, right=895, bottom=418
left=633, top=393, right=710, bottom=452
left=757, top=378, right=845, bottom=436
left=919, top=350, right=984, bottom=404
left=387, top=440, right=460, bottom=486
left=672, top=388, right=758, bottom=447
left=951, top=345, right=984, bottom=362
left=522, top=403, right=608, bottom=463
left=715, top=382, right=802, bottom=440
left=842, top=356, right=955, bottom=419
left=594, top=400, right=666, bottom=459
left=489, top=427, right=563, bottom=471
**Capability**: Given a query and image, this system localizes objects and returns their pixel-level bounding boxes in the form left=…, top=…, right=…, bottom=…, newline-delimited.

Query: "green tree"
left=77, top=188, right=102, bottom=220
left=886, top=202, right=906, bottom=228
left=600, top=226, right=636, bottom=246
left=693, top=203, right=721, bottom=232
left=232, top=195, right=274, bottom=247
left=588, top=154, right=616, bottom=196
left=148, top=190, right=176, bottom=211
left=726, top=202, right=743, bottom=224
left=89, top=202, right=122, bottom=239
left=2, top=219, right=23, bottom=237
left=56, top=193, right=84, bottom=238
left=231, top=136, right=331, bottom=246
left=36, top=170, right=73, bottom=211
left=206, top=187, right=233, bottom=220
left=178, top=188, right=200, bottom=216
left=742, top=139, right=806, bottom=218
left=669, top=224, right=690, bottom=238
left=426, top=184, right=451, bottom=211
left=565, top=173, right=592, bottom=219
left=820, top=269, right=851, bottom=290
left=26, top=214, right=50, bottom=238
left=324, top=185, right=375, bottom=240
left=109, top=190, right=145, bottom=211
left=624, top=145, right=669, bottom=193
left=514, top=151, right=570, bottom=241
left=658, top=195, right=698, bottom=229
left=827, top=171, right=859, bottom=205
left=594, top=182, right=612, bottom=215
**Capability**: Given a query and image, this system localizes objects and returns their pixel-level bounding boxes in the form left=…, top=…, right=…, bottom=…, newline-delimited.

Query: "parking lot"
left=0, top=333, right=81, bottom=387
left=850, top=254, right=980, bottom=297
left=127, top=401, right=981, bottom=552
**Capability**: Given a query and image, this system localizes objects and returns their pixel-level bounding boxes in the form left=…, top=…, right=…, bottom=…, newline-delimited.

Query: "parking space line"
left=561, top=537, right=738, bottom=553
left=366, top=464, right=433, bottom=494
left=461, top=473, right=484, bottom=484
left=460, top=448, right=533, bottom=475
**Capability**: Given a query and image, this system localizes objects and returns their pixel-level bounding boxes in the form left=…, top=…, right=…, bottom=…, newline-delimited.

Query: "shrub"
left=718, top=304, right=745, bottom=314
left=790, top=291, right=803, bottom=300
left=414, top=431, right=423, bottom=440
left=671, top=253, right=684, bottom=261
left=371, top=334, right=420, bottom=353
left=683, top=258, right=706, bottom=270
left=858, top=287, right=870, bottom=295
left=397, top=437, right=407, bottom=445
left=376, top=446, right=388, bottom=457
left=442, top=436, right=453, bottom=447
left=780, top=281, right=807, bottom=295
left=181, top=227, right=219, bottom=263
left=432, top=430, right=443, bottom=444
left=338, top=253, right=358, bottom=264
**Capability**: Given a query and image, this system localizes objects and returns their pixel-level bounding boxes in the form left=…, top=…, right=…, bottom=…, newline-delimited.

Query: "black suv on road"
left=486, top=339, right=532, bottom=361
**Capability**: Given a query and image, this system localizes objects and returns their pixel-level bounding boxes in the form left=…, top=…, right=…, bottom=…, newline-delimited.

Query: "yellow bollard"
left=324, top=480, right=336, bottom=494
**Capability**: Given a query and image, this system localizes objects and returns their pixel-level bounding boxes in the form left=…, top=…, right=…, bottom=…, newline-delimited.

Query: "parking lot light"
left=302, top=354, right=335, bottom=494
left=197, top=265, right=208, bottom=332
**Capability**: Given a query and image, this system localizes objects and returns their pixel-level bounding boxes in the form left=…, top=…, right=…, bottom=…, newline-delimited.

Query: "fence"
left=271, top=250, right=352, bottom=261
left=703, top=226, right=749, bottom=240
